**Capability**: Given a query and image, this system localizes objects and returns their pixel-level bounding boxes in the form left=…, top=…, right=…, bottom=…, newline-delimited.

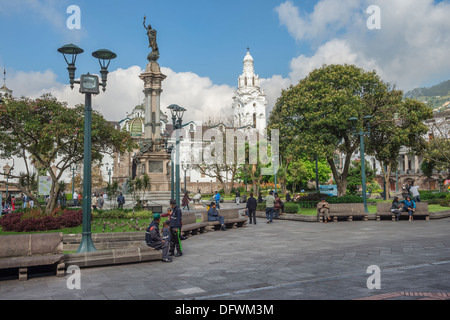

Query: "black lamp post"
left=168, top=104, right=186, bottom=207
left=105, top=163, right=112, bottom=185
left=58, top=43, right=116, bottom=253
left=349, top=115, right=373, bottom=214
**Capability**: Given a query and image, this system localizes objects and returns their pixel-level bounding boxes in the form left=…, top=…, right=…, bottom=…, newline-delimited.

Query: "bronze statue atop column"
left=143, top=16, right=160, bottom=62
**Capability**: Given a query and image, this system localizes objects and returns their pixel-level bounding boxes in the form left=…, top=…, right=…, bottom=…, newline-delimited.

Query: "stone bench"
left=63, top=232, right=162, bottom=268
left=181, top=212, right=207, bottom=237
left=317, top=203, right=368, bottom=222
left=201, top=208, right=247, bottom=230
left=376, top=202, right=429, bottom=221
left=0, top=233, right=65, bottom=281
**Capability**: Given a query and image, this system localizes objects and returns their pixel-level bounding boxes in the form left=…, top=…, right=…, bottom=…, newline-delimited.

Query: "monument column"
left=132, top=16, right=171, bottom=196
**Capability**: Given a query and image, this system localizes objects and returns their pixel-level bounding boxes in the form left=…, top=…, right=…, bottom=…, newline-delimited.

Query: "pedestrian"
left=214, top=191, right=221, bottom=209
left=117, top=192, right=125, bottom=209
left=317, top=197, right=330, bottom=223
left=77, top=193, right=82, bottom=206
left=145, top=213, right=172, bottom=263
left=390, top=197, right=403, bottom=221
left=182, top=192, right=191, bottom=211
left=207, top=202, right=226, bottom=231
left=169, top=199, right=183, bottom=257
left=409, top=184, right=420, bottom=202
left=73, top=191, right=78, bottom=207
left=21, top=193, right=28, bottom=209
left=162, top=220, right=171, bottom=244
left=273, top=193, right=283, bottom=219
left=235, top=189, right=241, bottom=205
left=286, top=192, right=291, bottom=202
left=92, top=193, right=98, bottom=210
left=400, top=196, right=416, bottom=222
left=264, top=191, right=276, bottom=223
left=97, top=194, right=104, bottom=210
left=162, top=207, right=172, bottom=219
left=246, top=192, right=257, bottom=225
left=11, top=196, right=15, bottom=211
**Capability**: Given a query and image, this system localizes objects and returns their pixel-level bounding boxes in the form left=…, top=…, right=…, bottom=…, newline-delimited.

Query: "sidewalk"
left=1, top=208, right=449, bottom=300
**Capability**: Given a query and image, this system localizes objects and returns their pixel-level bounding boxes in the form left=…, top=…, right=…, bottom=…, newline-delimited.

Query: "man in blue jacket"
left=169, top=199, right=183, bottom=257
left=214, top=191, right=221, bottom=209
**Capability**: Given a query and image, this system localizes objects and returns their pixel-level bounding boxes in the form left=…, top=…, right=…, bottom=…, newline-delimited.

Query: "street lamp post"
left=105, top=163, right=112, bottom=185
left=58, top=43, right=117, bottom=253
left=349, top=115, right=373, bottom=214
left=168, top=104, right=186, bottom=207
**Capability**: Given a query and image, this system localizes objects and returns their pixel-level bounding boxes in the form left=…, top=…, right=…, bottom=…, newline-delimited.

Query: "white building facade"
left=232, top=51, right=267, bottom=133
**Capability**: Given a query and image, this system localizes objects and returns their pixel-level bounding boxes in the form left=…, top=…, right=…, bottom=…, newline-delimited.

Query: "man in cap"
left=169, top=199, right=183, bottom=257
left=208, top=202, right=226, bottom=231
left=145, top=213, right=172, bottom=262
left=317, top=197, right=330, bottom=223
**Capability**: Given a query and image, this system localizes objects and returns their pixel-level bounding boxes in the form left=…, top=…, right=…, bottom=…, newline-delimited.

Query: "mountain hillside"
left=405, top=80, right=450, bottom=112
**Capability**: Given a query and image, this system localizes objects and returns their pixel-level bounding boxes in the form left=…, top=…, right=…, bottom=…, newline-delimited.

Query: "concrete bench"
left=63, top=232, right=162, bottom=268
left=317, top=203, right=368, bottom=222
left=376, top=203, right=429, bottom=221
left=181, top=212, right=207, bottom=236
left=0, top=233, right=65, bottom=281
left=201, top=208, right=247, bottom=230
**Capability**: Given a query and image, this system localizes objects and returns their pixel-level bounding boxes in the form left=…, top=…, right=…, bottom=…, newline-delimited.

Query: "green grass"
left=0, top=217, right=157, bottom=235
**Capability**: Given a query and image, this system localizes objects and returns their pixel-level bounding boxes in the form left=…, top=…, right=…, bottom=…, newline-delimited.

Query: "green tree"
left=346, top=160, right=376, bottom=195
left=0, top=94, right=137, bottom=213
left=269, top=64, right=391, bottom=196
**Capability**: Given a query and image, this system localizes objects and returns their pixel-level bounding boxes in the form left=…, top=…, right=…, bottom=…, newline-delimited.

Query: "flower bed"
left=0, top=209, right=83, bottom=232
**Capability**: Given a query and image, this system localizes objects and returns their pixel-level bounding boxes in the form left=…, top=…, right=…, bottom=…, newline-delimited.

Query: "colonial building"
left=112, top=50, right=268, bottom=194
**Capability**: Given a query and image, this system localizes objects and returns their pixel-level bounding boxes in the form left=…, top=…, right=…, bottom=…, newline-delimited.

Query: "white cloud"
left=275, top=0, right=450, bottom=91
left=6, top=65, right=236, bottom=123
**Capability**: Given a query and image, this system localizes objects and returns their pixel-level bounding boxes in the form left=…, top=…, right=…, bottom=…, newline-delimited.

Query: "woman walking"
left=182, top=192, right=191, bottom=211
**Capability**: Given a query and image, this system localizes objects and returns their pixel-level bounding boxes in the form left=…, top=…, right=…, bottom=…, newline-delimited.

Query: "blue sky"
left=0, top=0, right=314, bottom=86
left=1, top=0, right=450, bottom=123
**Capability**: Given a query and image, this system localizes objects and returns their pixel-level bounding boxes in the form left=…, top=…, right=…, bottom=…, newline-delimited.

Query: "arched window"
left=253, top=113, right=257, bottom=128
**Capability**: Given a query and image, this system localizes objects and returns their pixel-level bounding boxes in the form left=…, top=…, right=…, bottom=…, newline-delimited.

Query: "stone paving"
left=1, top=204, right=449, bottom=301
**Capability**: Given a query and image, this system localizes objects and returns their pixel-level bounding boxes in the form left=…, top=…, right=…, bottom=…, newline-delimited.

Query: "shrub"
left=419, top=191, right=448, bottom=200
left=295, top=193, right=330, bottom=202
left=327, top=195, right=364, bottom=204
left=283, top=202, right=300, bottom=214
left=0, top=209, right=83, bottom=232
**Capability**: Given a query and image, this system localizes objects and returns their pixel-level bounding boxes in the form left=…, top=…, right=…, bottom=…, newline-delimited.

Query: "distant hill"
left=405, top=80, right=450, bottom=112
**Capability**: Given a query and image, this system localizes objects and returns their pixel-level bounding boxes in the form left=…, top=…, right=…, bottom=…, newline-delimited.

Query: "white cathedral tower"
left=232, top=50, right=267, bottom=132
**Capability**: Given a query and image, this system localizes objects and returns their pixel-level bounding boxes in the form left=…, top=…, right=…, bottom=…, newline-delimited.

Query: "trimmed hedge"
left=419, top=191, right=448, bottom=200
left=327, top=195, right=364, bottom=204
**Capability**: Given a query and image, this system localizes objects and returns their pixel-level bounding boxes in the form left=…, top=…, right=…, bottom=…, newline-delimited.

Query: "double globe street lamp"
left=167, top=104, right=186, bottom=208
left=58, top=43, right=117, bottom=253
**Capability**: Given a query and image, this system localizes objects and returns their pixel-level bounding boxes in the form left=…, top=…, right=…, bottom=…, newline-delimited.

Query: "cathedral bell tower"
left=232, top=50, right=267, bottom=132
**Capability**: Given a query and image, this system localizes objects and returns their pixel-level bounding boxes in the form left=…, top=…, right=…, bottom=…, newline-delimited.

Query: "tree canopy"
left=0, top=94, right=137, bottom=213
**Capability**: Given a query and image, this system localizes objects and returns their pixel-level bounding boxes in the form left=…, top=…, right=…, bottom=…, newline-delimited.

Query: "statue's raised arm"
left=143, top=16, right=160, bottom=62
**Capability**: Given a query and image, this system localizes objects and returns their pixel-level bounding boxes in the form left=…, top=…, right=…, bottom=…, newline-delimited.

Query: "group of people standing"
left=145, top=199, right=183, bottom=263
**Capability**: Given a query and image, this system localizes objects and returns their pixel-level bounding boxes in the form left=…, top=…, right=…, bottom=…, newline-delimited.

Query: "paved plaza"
left=1, top=205, right=449, bottom=301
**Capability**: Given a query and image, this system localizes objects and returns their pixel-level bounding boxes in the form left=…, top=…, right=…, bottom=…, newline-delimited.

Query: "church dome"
left=244, top=51, right=253, bottom=63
